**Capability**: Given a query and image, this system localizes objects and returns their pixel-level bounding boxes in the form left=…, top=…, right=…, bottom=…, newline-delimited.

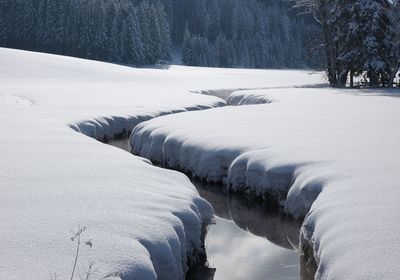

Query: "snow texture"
left=0, top=48, right=323, bottom=279
left=131, top=87, right=400, bottom=279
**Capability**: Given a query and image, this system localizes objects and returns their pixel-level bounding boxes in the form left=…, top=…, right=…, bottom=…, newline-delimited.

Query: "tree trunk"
left=336, top=70, right=349, bottom=88
left=368, top=71, right=379, bottom=88
left=350, top=69, right=354, bottom=88
left=388, top=62, right=399, bottom=88
left=322, top=22, right=337, bottom=87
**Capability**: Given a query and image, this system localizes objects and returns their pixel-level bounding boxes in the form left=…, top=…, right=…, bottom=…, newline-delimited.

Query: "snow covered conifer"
left=388, top=0, right=400, bottom=86
left=130, top=9, right=146, bottom=65
left=154, top=1, right=172, bottom=61
left=215, top=34, right=235, bottom=67
left=138, top=1, right=152, bottom=64
left=110, top=17, right=122, bottom=62
left=45, top=0, right=65, bottom=52
left=182, top=23, right=193, bottom=65
left=353, top=0, right=396, bottom=86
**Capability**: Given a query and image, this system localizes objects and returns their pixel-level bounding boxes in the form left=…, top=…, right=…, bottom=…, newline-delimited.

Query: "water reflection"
left=106, top=137, right=131, bottom=151
left=195, top=181, right=302, bottom=250
left=194, top=181, right=301, bottom=280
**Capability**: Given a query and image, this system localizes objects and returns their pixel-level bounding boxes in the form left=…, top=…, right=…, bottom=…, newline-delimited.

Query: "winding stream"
left=108, top=138, right=302, bottom=280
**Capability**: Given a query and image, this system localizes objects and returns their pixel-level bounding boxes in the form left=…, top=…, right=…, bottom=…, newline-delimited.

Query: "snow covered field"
left=131, top=88, right=400, bottom=279
left=0, top=48, right=324, bottom=279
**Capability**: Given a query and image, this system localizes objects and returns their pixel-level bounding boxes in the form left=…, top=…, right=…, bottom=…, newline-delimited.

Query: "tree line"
left=290, top=0, right=400, bottom=87
left=0, top=0, right=318, bottom=68
left=0, top=0, right=171, bottom=65
left=178, top=0, right=319, bottom=68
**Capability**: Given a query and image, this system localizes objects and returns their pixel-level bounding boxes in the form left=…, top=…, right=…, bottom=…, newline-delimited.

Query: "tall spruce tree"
left=357, top=0, right=395, bottom=86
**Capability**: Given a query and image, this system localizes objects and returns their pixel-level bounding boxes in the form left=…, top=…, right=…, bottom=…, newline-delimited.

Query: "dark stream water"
left=108, top=139, right=302, bottom=280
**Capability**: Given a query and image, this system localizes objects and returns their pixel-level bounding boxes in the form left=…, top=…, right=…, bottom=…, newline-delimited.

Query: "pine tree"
left=21, top=0, right=37, bottom=50
left=387, top=1, right=400, bottom=87
left=358, top=0, right=394, bottom=86
left=138, top=1, right=153, bottom=64
left=45, top=0, right=65, bottom=53
left=206, top=0, right=221, bottom=42
left=182, top=23, right=193, bottom=65
left=125, top=9, right=145, bottom=65
left=215, top=34, right=235, bottom=68
left=110, top=17, right=122, bottom=62
left=237, top=41, right=251, bottom=67
left=339, top=0, right=396, bottom=87
left=154, top=1, right=172, bottom=61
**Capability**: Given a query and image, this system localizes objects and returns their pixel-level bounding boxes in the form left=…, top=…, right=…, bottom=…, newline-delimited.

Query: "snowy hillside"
left=131, top=87, right=400, bottom=279
left=0, top=48, right=323, bottom=279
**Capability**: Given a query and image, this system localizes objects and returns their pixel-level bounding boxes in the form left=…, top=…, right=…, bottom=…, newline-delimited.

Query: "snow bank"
left=227, top=90, right=276, bottom=105
left=0, top=48, right=324, bottom=279
left=131, top=87, right=400, bottom=279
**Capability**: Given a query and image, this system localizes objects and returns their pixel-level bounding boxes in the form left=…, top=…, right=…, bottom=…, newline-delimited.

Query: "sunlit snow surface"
left=131, top=88, right=400, bottom=279
left=0, top=48, right=323, bottom=280
left=0, top=93, right=33, bottom=106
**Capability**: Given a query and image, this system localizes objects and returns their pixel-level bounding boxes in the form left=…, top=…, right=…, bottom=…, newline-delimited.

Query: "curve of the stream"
left=108, top=138, right=306, bottom=280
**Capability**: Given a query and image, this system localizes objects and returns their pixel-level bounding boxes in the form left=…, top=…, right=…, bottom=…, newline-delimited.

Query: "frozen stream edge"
left=67, top=101, right=226, bottom=279
left=128, top=87, right=400, bottom=279
left=70, top=88, right=319, bottom=279
left=128, top=88, right=337, bottom=279
left=108, top=138, right=311, bottom=280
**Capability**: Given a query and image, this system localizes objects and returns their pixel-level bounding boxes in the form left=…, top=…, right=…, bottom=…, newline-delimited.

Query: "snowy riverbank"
left=131, top=87, right=400, bottom=279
